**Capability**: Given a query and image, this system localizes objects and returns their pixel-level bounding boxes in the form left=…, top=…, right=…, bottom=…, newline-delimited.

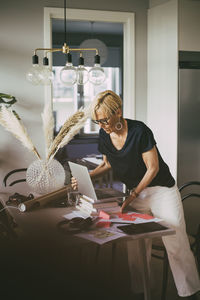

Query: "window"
left=53, top=67, right=120, bottom=133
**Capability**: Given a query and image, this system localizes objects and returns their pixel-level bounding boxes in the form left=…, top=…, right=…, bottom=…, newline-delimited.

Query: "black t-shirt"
left=98, top=119, right=175, bottom=189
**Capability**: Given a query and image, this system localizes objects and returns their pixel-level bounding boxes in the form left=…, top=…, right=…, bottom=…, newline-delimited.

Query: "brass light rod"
left=34, top=43, right=99, bottom=56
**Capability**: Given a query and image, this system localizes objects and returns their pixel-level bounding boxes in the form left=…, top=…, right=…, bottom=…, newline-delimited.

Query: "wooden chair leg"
left=161, top=250, right=169, bottom=300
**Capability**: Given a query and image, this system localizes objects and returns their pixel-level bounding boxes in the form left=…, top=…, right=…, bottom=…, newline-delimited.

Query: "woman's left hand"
left=71, top=176, right=78, bottom=190
left=120, top=194, right=136, bottom=213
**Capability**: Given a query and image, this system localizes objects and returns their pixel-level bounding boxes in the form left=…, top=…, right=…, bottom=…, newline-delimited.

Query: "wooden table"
left=0, top=185, right=175, bottom=300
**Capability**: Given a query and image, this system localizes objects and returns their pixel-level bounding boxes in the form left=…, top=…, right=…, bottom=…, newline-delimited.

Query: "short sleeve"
left=98, top=138, right=104, bottom=154
left=140, top=125, right=156, bottom=153
left=98, top=129, right=106, bottom=154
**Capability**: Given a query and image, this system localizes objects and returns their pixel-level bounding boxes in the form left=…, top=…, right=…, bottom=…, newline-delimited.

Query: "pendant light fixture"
left=26, top=0, right=106, bottom=86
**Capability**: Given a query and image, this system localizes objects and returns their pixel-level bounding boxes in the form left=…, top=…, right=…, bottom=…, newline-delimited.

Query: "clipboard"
left=117, top=222, right=168, bottom=235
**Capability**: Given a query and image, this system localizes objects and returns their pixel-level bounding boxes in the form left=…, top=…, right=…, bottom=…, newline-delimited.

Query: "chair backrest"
left=179, top=180, right=200, bottom=191
left=178, top=181, right=200, bottom=235
left=179, top=181, right=200, bottom=201
left=196, top=224, right=200, bottom=273
left=3, top=168, right=27, bottom=187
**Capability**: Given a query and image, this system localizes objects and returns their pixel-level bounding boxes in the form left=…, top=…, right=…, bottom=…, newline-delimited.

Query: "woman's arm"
left=90, top=155, right=112, bottom=180
left=121, top=145, right=159, bottom=212
left=71, top=155, right=111, bottom=190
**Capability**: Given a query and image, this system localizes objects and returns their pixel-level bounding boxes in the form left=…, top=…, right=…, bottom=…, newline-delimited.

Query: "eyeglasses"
left=92, top=117, right=110, bottom=125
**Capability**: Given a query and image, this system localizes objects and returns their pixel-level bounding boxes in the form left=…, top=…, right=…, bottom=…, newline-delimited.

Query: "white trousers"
left=127, top=185, right=200, bottom=297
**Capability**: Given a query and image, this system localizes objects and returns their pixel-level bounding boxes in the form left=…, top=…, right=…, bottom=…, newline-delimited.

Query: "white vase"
left=26, top=159, right=65, bottom=195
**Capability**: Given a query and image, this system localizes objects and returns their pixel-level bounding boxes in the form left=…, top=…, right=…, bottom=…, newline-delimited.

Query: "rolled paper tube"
left=18, top=185, right=71, bottom=212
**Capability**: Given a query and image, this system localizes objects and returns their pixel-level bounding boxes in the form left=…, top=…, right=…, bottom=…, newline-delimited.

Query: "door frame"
left=44, top=7, right=135, bottom=119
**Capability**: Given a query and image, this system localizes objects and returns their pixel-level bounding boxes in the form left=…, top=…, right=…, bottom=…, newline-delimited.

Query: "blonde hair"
left=91, top=90, right=122, bottom=120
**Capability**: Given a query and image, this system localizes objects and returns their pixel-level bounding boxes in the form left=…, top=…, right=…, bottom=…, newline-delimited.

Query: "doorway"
left=52, top=19, right=123, bottom=134
left=44, top=7, right=135, bottom=121
left=44, top=7, right=135, bottom=162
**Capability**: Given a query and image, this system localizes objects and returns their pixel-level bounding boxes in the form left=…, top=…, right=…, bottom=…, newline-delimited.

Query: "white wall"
left=0, top=0, right=45, bottom=180
left=147, top=0, right=178, bottom=178
left=149, top=0, right=170, bottom=8
left=0, top=0, right=148, bottom=181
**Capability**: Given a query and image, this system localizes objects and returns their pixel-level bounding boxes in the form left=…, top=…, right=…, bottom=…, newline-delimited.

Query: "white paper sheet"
left=75, top=228, right=126, bottom=245
left=64, top=210, right=90, bottom=219
left=101, top=217, right=162, bottom=224
left=82, top=157, right=103, bottom=166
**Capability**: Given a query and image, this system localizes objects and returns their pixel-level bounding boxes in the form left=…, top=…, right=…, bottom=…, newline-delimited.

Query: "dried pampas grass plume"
left=41, top=100, right=54, bottom=159
left=47, top=105, right=91, bottom=161
left=0, top=99, right=92, bottom=163
left=0, top=105, right=41, bottom=159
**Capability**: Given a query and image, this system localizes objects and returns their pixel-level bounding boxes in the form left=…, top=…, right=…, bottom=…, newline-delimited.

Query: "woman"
left=71, top=90, right=200, bottom=299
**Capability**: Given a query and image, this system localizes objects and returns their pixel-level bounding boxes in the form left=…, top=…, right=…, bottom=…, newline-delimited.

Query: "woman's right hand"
left=120, top=194, right=136, bottom=213
left=71, top=176, right=78, bottom=190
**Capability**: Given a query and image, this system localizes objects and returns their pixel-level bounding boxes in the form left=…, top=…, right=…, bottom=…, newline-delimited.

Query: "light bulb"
left=26, top=64, right=43, bottom=85
left=89, top=64, right=106, bottom=85
left=60, top=63, right=77, bottom=86
left=39, top=57, right=54, bottom=85
left=60, top=53, right=77, bottom=86
left=40, top=66, right=54, bottom=85
left=77, top=65, right=89, bottom=85
left=26, top=55, right=43, bottom=85
left=76, top=55, right=89, bottom=85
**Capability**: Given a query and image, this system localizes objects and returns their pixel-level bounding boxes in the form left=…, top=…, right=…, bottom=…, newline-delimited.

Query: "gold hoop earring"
left=115, top=119, right=123, bottom=131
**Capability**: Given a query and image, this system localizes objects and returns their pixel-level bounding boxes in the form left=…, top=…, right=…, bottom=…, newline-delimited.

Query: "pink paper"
left=117, top=213, right=136, bottom=221
left=96, top=221, right=111, bottom=228
left=117, top=212, right=153, bottom=220
left=99, top=210, right=110, bottom=220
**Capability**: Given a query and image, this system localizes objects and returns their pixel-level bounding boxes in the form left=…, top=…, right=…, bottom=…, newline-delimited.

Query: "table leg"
left=138, top=239, right=151, bottom=300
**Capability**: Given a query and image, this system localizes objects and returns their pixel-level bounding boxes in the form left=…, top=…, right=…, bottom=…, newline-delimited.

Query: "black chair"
left=196, top=224, right=200, bottom=275
left=151, top=181, right=200, bottom=300
left=3, top=168, right=27, bottom=187
left=0, top=169, right=27, bottom=241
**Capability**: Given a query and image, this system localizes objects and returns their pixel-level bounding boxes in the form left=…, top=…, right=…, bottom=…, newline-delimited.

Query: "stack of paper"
left=76, top=194, right=120, bottom=216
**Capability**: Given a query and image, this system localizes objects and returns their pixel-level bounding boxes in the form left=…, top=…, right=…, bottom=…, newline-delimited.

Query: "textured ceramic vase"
left=26, top=159, right=65, bottom=195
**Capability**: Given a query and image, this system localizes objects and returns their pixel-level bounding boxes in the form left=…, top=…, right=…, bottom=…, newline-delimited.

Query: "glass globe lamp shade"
left=89, top=64, right=106, bottom=85
left=77, top=65, right=89, bottom=85
left=76, top=55, right=89, bottom=85
left=26, top=64, right=43, bottom=85
left=60, top=63, right=77, bottom=86
left=40, top=66, right=54, bottom=85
